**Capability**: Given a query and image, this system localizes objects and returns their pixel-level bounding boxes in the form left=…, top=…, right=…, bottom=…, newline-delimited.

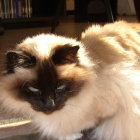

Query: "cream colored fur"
left=81, top=21, right=140, bottom=64
left=0, top=21, right=140, bottom=140
left=81, top=21, right=140, bottom=140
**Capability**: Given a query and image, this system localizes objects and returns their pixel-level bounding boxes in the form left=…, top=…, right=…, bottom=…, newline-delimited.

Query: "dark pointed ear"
left=6, top=50, right=36, bottom=73
left=52, top=45, right=80, bottom=65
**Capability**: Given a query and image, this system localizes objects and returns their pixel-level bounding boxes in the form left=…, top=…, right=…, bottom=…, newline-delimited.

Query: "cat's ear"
left=6, top=50, right=36, bottom=73
left=52, top=45, right=80, bottom=65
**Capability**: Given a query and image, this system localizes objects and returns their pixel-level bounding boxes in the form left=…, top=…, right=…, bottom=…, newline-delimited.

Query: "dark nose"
left=43, top=97, right=56, bottom=110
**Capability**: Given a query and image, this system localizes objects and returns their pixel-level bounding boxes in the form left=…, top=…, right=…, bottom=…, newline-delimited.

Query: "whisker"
left=67, top=90, right=80, bottom=93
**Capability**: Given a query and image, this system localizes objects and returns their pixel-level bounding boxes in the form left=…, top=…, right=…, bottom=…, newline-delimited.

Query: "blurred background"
left=0, top=0, right=140, bottom=139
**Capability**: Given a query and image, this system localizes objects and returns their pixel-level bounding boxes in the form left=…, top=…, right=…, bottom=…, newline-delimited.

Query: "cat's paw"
left=59, top=133, right=83, bottom=140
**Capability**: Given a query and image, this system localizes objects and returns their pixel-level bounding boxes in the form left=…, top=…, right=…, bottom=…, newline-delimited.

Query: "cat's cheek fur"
left=0, top=68, right=36, bottom=115
left=0, top=89, right=33, bottom=116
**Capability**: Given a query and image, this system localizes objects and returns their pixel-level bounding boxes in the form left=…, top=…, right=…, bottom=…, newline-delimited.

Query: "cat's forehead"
left=17, top=34, right=80, bottom=59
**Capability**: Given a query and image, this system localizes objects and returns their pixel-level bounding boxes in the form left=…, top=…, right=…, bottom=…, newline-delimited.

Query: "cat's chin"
left=31, top=103, right=65, bottom=114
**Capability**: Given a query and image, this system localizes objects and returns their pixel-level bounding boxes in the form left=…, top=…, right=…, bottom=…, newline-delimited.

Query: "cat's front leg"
left=58, top=133, right=83, bottom=140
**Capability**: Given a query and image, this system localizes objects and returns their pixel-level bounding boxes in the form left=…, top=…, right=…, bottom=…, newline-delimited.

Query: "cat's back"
left=81, top=21, right=140, bottom=64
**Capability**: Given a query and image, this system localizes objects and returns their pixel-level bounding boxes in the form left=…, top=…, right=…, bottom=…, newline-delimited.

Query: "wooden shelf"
left=1, top=17, right=55, bottom=29
left=0, top=0, right=65, bottom=31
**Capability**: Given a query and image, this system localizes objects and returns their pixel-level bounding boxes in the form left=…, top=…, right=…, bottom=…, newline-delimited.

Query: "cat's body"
left=82, top=21, right=140, bottom=64
left=81, top=21, right=140, bottom=140
left=0, top=21, right=140, bottom=140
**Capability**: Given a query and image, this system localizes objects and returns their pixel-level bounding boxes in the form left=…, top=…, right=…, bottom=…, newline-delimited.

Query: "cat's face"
left=2, top=34, right=92, bottom=114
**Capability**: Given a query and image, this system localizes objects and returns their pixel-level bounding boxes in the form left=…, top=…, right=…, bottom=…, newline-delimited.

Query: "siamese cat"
left=0, top=21, right=140, bottom=140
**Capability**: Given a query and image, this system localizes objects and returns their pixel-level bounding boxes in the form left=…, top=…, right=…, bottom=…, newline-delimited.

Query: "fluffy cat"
left=0, top=21, right=140, bottom=140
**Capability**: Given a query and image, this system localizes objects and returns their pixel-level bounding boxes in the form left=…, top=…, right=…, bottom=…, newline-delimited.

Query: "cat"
left=0, top=21, right=140, bottom=140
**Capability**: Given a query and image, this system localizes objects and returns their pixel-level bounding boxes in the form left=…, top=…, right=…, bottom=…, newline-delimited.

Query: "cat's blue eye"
left=57, top=85, right=66, bottom=90
left=28, top=86, right=39, bottom=92
left=55, top=84, right=67, bottom=93
left=27, top=86, right=41, bottom=96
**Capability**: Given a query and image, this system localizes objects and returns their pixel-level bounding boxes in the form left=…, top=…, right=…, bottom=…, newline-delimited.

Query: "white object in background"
left=118, top=0, right=136, bottom=15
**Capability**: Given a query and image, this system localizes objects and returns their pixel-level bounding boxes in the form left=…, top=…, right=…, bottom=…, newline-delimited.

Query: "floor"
left=0, top=15, right=139, bottom=140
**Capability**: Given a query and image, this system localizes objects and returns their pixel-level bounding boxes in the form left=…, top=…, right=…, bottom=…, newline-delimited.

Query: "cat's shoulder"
left=81, top=21, right=140, bottom=64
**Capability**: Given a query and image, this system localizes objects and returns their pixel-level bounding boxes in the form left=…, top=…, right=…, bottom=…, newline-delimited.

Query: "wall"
left=118, top=0, right=136, bottom=15
left=66, top=0, right=74, bottom=10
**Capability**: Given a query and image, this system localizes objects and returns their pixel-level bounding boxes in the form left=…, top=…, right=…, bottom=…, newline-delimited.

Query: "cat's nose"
left=44, top=97, right=55, bottom=110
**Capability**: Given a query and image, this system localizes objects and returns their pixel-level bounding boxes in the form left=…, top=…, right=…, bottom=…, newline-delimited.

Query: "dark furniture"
left=0, top=18, right=4, bottom=35
left=0, top=0, right=65, bottom=33
left=134, top=0, right=140, bottom=21
left=75, top=0, right=117, bottom=22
